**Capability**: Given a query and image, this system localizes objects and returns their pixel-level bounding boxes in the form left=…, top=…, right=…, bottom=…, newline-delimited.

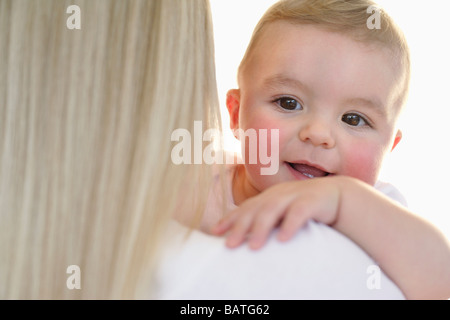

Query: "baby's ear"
left=226, top=89, right=241, bottom=132
left=391, top=129, right=402, bottom=151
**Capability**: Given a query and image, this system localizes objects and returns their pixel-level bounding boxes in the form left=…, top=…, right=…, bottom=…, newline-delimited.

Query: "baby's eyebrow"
left=343, top=97, right=386, bottom=116
left=262, top=75, right=312, bottom=95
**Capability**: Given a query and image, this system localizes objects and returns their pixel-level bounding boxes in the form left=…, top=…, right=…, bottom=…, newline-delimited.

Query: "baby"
left=208, top=0, right=450, bottom=299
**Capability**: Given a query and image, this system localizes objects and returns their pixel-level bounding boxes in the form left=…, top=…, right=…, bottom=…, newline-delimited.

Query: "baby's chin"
left=334, top=169, right=379, bottom=187
left=245, top=164, right=297, bottom=191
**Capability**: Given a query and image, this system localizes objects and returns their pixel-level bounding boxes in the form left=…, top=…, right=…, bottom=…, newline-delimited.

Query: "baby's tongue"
left=291, top=163, right=327, bottom=178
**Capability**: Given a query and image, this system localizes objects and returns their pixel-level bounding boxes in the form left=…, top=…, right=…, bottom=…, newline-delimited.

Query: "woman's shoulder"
left=154, top=220, right=405, bottom=300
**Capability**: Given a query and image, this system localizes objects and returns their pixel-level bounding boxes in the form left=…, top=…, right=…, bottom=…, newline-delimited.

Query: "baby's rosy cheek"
left=341, top=148, right=381, bottom=185
left=246, top=119, right=285, bottom=158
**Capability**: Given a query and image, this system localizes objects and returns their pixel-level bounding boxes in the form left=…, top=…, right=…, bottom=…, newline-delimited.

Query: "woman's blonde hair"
left=0, top=0, right=220, bottom=299
left=239, top=0, right=410, bottom=109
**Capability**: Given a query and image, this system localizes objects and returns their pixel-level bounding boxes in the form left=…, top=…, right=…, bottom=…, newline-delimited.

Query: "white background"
left=210, top=0, right=450, bottom=240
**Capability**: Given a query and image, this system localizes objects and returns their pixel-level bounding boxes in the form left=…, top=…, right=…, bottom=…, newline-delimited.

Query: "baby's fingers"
left=211, top=208, right=241, bottom=235
left=277, top=204, right=311, bottom=242
left=247, top=209, right=285, bottom=250
left=224, top=210, right=256, bottom=248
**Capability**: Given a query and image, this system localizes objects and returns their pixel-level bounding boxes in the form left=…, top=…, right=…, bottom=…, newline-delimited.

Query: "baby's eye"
left=274, top=97, right=303, bottom=111
left=342, top=113, right=369, bottom=127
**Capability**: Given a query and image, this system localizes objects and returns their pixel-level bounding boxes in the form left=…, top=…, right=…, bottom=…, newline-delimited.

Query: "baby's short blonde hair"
left=238, top=0, right=410, bottom=110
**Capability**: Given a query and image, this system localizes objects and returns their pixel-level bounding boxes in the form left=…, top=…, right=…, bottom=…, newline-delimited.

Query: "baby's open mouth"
left=288, top=162, right=330, bottom=179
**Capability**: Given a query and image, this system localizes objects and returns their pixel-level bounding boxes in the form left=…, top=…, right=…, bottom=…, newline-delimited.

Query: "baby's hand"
left=211, top=177, right=342, bottom=249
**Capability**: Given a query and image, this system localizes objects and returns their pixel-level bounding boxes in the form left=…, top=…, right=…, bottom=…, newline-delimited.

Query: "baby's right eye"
left=274, top=97, right=303, bottom=111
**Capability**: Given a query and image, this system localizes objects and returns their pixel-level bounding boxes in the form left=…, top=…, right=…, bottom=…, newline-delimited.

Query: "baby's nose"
left=298, top=118, right=335, bottom=149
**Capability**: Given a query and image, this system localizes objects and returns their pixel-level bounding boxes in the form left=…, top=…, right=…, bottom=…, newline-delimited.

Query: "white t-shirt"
left=154, top=220, right=404, bottom=299
left=153, top=165, right=407, bottom=300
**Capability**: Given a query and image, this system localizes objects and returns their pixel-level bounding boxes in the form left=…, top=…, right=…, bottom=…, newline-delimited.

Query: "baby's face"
left=228, top=22, right=404, bottom=195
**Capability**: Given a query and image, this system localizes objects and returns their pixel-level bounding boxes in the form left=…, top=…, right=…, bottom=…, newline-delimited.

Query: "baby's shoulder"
left=374, top=180, right=408, bottom=207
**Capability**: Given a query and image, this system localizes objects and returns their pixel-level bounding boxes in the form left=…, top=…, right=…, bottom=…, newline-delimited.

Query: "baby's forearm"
left=332, top=176, right=450, bottom=300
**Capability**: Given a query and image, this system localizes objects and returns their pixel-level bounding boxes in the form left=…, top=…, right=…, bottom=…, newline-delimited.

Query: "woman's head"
left=0, top=0, right=219, bottom=299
